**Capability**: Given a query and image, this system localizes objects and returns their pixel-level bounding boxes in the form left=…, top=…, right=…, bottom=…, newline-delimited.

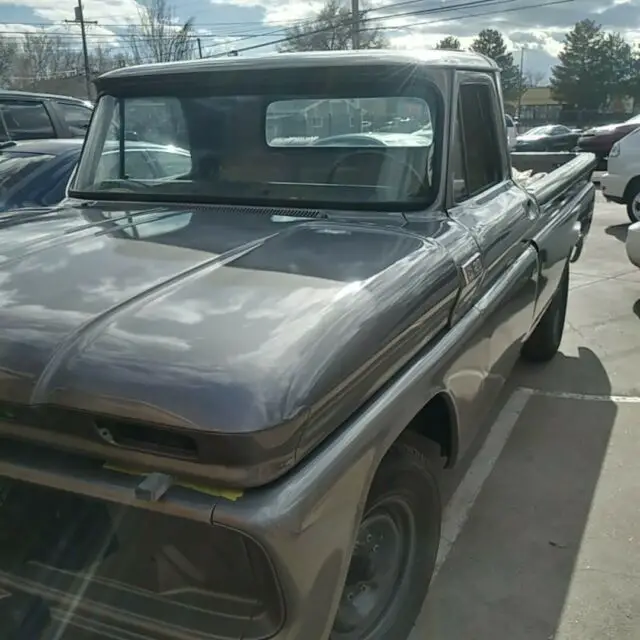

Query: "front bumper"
left=0, top=435, right=375, bottom=640
left=626, top=222, right=640, bottom=269
left=600, top=172, right=628, bottom=202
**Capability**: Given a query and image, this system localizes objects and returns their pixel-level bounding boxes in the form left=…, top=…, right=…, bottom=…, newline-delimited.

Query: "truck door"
left=447, top=71, right=539, bottom=407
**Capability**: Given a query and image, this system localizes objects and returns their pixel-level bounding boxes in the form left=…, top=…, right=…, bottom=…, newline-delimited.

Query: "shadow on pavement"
left=418, top=347, right=617, bottom=640
left=512, top=345, right=615, bottom=396
left=632, top=299, right=640, bottom=321
left=604, top=223, right=629, bottom=243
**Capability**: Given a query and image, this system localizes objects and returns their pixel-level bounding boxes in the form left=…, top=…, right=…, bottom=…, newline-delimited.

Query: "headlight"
left=609, top=142, right=620, bottom=157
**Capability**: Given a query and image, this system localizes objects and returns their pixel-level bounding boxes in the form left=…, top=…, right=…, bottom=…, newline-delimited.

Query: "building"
left=508, top=86, right=637, bottom=129
left=511, top=87, right=562, bottom=125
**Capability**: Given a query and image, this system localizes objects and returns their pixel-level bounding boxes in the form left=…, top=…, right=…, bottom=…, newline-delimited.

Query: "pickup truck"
left=0, top=50, right=595, bottom=640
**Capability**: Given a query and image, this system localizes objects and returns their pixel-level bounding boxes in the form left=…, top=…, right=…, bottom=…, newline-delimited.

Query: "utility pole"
left=197, top=37, right=203, bottom=59
left=516, top=46, right=525, bottom=124
left=351, top=0, right=360, bottom=50
left=64, top=0, right=97, bottom=100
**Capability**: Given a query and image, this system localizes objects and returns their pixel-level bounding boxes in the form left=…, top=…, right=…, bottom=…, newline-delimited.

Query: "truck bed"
left=511, top=151, right=596, bottom=204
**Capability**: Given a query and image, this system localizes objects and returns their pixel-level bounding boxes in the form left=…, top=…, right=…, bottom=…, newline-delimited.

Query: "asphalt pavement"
left=410, top=191, right=640, bottom=640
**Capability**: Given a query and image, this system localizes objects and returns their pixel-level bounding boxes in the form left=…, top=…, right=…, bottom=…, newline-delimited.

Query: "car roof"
left=98, top=49, right=498, bottom=84
left=0, top=89, right=91, bottom=106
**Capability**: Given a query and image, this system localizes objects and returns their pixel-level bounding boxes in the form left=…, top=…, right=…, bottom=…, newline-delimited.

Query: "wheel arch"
left=623, top=175, right=640, bottom=203
left=401, top=389, right=460, bottom=468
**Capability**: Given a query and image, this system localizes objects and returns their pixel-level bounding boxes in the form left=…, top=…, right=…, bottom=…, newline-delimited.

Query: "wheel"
left=626, top=180, right=640, bottom=223
left=331, top=437, right=442, bottom=640
left=521, top=264, right=569, bottom=363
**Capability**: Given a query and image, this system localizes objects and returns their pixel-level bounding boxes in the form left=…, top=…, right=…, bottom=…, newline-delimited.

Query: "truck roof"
left=98, top=49, right=499, bottom=83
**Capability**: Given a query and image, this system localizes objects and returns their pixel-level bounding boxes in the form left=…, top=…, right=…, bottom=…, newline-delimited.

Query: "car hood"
left=0, top=201, right=458, bottom=485
left=582, top=122, right=639, bottom=137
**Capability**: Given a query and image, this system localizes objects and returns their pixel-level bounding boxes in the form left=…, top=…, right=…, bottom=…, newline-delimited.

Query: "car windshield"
left=0, top=152, right=54, bottom=202
left=72, top=84, right=441, bottom=210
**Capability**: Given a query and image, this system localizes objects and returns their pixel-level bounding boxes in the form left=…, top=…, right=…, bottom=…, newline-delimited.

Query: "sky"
left=1, top=0, right=639, bottom=82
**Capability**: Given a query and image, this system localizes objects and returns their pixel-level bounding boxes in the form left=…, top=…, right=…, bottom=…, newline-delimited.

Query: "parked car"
left=0, top=50, right=596, bottom=640
left=600, top=127, right=640, bottom=222
left=626, top=221, right=640, bottom=268
left=0, top=89, right=93, bottom=142
left=0, top=138, right=192, bottom=212
left=515, top=124, right=580, bottom=152
left=0, top=139, right=82, bottom=210
left=505, top=113, right=517, bottom=150
left=577, top=113, right=640, bottom=169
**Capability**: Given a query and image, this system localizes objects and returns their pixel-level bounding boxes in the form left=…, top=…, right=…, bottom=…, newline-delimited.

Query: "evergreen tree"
left=435, top=36, right=461, bottom=51
left=470, top=29, right=523, bottom=102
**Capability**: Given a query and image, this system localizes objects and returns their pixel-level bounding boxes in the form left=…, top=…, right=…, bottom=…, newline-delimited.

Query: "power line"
left=206, top=0, right=543, bottom=57
left=362, top=0, right=574, bottom=32
left=0, top=0, right=575, bottom=64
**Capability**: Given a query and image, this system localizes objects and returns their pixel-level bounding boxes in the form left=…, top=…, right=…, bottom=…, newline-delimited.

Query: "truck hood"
left=0, top=202, right=458, bottom=485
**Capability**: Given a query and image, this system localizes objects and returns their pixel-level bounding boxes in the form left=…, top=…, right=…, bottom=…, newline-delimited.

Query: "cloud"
left=2, top=0, right=640, bottom=77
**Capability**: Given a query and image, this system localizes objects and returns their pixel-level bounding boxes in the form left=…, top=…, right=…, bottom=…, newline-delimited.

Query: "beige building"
left=506, top=87, right=561, bottom=123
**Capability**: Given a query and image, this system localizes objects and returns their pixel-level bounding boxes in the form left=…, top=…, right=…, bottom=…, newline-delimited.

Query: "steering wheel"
left=326, top=149, right=425, bottom=190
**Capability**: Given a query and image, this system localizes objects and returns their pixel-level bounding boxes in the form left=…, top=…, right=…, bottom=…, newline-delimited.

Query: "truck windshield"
left=71, top=87, right=440, bottom=210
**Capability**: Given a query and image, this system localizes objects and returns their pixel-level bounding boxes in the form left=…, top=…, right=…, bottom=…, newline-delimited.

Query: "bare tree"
left=16, top=31, right=82, bottom=82
left=278, top=0, right=388, bottom=52
left=127, top=0, right=196, bottom=64
left=0, top=36, right=19, bottom=87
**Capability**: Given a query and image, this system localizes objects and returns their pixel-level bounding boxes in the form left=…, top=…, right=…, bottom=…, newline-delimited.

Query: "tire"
left=331, top=437, right=442, bottom=640
left=626, top=180, right=640, bottom=223
left=521, top=264, right=569, bottom=363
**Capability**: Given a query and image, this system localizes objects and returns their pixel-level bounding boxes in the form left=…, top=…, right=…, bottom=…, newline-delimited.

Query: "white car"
left=600, top=127, right=640, bottom=222
left=505, top=114, right=517, bottom=151
left=626, top=222, right=640, bottom=268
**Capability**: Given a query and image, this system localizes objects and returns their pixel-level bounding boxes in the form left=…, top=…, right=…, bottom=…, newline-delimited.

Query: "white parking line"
left=433, top=385, right=640, bottom=579
left=520, top=388, right=640, bottom=403
left=434, top=387, right=533, bottom=576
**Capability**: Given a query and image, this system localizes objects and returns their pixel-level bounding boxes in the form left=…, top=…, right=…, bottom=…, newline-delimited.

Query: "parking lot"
left=411, top=190, right=640, bottom=639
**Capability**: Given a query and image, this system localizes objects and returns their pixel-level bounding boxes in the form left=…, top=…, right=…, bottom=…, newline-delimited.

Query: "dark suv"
left=0, top=90, right=93, bottom=141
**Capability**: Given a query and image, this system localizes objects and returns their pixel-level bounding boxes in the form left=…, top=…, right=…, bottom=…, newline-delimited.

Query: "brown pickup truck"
left=0, top=50, right=595, bottom=640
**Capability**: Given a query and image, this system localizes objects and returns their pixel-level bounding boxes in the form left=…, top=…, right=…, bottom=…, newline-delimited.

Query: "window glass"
left=455, top=83, right=503, bottom=200
left=148, top=149, right=192, bottom=177
left=0, top=101, right=55, bottom=141
left=95, top=150, right=156, bottom=182
left=450, top=105, right=468, bottom=204
left=73, top=83, right=442, bottom=209
left=266, top=97, right=432, bottom=147
left=56, top=102, right=92, bottom=137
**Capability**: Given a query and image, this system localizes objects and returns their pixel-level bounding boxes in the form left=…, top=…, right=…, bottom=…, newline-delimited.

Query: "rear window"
left=0, top=101, right=55, bottom=141
left=0, top=153, right=54, bottom=201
